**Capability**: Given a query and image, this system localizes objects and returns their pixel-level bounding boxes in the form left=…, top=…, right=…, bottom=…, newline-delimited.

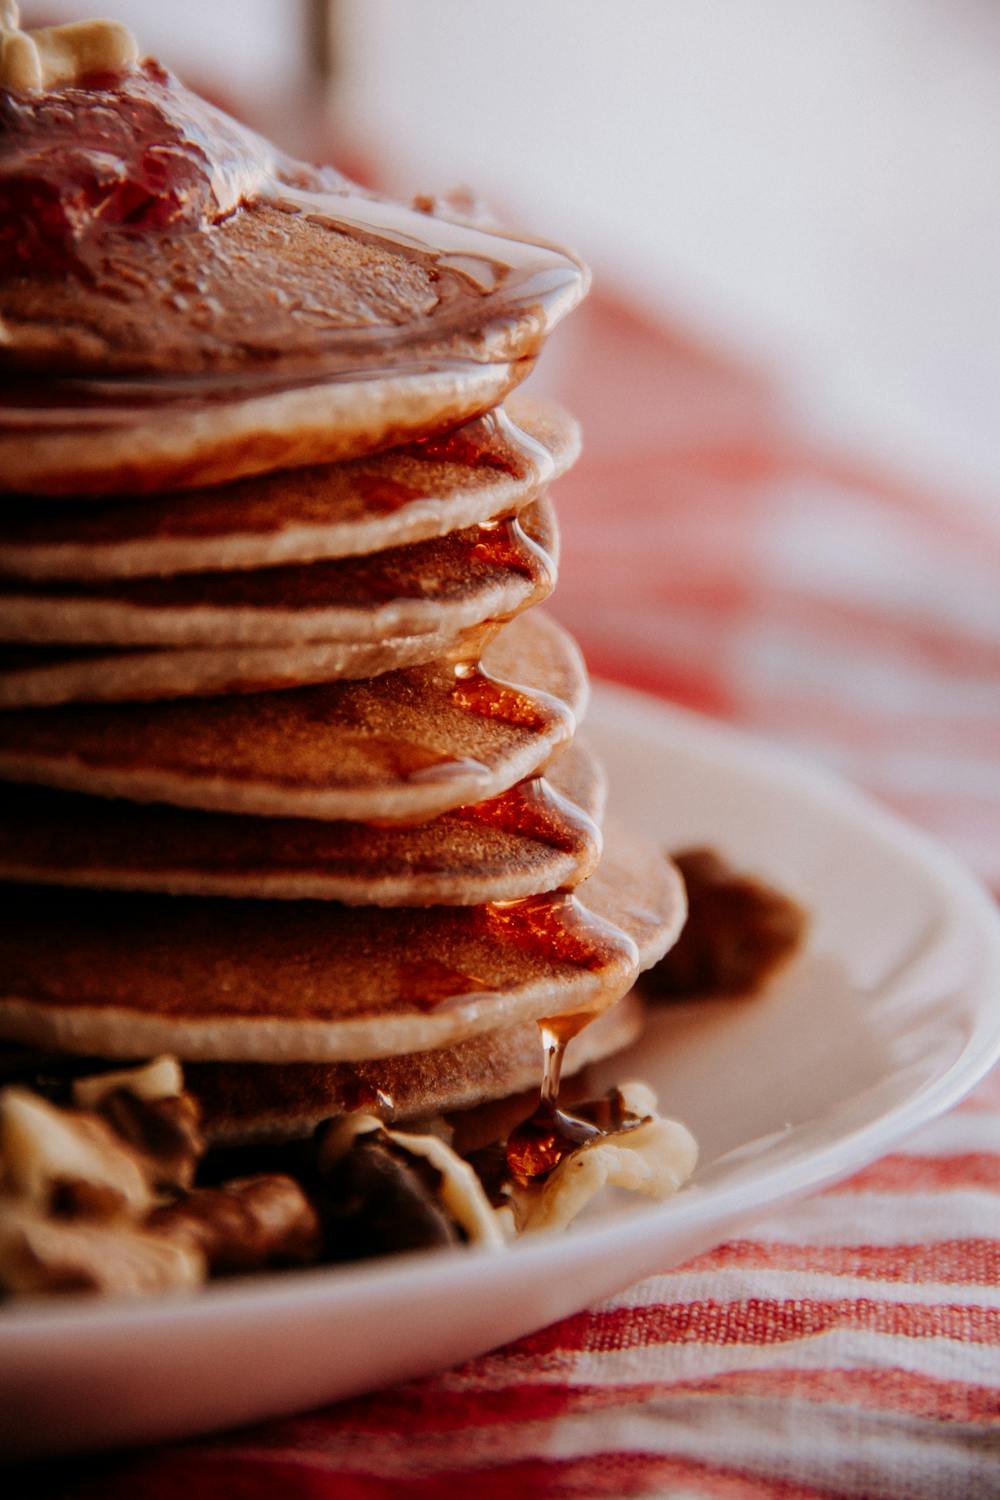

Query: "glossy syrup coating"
left=0, top=63, right=587, bottom=381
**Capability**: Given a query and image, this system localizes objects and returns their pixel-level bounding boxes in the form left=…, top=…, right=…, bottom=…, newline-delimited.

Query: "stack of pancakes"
left=0, top=58, right=685, bottom=1154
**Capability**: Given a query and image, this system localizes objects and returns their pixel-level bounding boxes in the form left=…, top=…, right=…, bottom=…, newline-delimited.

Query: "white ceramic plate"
left=4, top=683, right=1000, bottom=1457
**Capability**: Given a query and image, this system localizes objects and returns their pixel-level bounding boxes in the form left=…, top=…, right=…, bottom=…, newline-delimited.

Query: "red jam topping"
left=0, top=61, right=331, bottom=277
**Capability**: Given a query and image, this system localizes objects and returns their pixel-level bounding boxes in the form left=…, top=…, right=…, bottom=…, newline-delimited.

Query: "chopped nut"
left=72, top=1058, right=204, bottom=1192
left=0, top=1199, right=204, bottom=1297
left=320, top=1133, right=460, bottom=1260
left=386, top=1125, right=504, bottom=1249
left=0, top=7, right=139, bottom=92
left=511, top=1082, right=697, bottom=1233
left=73, top=1056, right=183, bottom=1111
left=149, top=1174, right=321, bottom=1274
left=320, top=1113, right=504, bottom=1251
left=0, top=1087, right=152, bottom=1219
left=99, top=1091, right=203, bottom=1193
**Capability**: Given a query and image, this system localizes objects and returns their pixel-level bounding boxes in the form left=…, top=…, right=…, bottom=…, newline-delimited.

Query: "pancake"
left=0, top=739, right=605, bottom=906
left=1, top=69, right=588, bottom=495
left=187, top=992, right=645, bottom=1145
left=0, top=401, right=578, bottom=580
left=0, top=496, right=558, bottom=647
left=0, top=630, right=472, bottom=708
left=0, top=611, right=586, bottom=822
left=0, top=818, right=685, bottom=1062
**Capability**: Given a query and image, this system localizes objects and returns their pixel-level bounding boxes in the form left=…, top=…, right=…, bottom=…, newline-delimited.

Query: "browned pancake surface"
left=0, top=821, right=685, bottom=1061
left=0, top=739, right=605, bottom=906
left=5, top=201, right=571, bottom=380
left=0, top=497, right=557, bottom=646
left=0, top=611, right=586, bottom=821
left=0, top=402, right=577, bottom=578
left=0, top=631, right=467, bottom=708
left=188, top=993, right=645, bottom=1144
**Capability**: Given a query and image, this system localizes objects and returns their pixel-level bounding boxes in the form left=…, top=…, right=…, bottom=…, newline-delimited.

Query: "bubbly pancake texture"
left=0, top=820, right=685, bottom=1062
left=0, top=496, right=558, bottom=647
left=0, top=611, right=587, bottom=822
left=0, top=401, right=578, bottom=579
left=0, top=739, right=605, bottom=907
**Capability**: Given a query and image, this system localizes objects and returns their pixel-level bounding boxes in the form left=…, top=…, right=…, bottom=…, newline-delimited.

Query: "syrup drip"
left=401, top=892, right=636, bottom=1016
left=506, top=1016, right=602, bottom=1186
left=473, top=512, right=556, bottom=597
left=404, top=408, right=554, bottom=489
left=539, top=1012, right=596, bottom=1104
left=450, top=657, right=570, bottom=736
left=278, top=505, right=551, bottom=610
left=455, top=773, right=600, bottom=857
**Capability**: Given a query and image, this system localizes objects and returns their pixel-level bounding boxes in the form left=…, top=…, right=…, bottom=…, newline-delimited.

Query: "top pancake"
left=0, top=401, right=579, bottom=580
left=0, top=610, right=587, bottom=822
left=0, top=68, right=588, bottom=495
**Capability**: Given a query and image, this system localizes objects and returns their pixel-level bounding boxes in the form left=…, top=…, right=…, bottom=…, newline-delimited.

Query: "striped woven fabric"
left=36, top=293, right=1000, bottom=1500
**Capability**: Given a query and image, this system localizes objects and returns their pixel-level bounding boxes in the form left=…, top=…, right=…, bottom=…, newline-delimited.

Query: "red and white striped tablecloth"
left=33, top=294, right=1000, bottom=1500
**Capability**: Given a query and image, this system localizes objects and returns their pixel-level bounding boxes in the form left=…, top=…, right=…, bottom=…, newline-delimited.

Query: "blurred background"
left=21, top=1, right=1000, bottom=885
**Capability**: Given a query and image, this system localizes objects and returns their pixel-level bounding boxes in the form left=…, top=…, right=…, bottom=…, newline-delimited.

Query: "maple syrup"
left=455, top=773, right=600, bottom=857
left=505, top=1015, right=603, bottom=1185
left=472, top=511, right=555, bottom=596
left=352, top=474, right=423, bottom=514
left=450, top=656, right=570, bottom=736
left=505, top=1100, right=600, bottom=1187
left=405, top=408, right=554, bottom=488
left=480, top=891, right=638, bottom=974
left=311, top=504, right=553, bottom=613
left=480, top=890, right=640, bottom=1183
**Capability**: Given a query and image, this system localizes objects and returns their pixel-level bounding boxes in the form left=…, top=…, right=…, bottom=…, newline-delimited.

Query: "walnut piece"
left=73, top=1056, right=183, bottom=1110
left=510, top=1082, right=697, bottom=1233
left=0, top=1086, right=152, bottom=1219
left=321, top=1112, right=504, bottom=1251
left=0, top=5, right=138, bottom=91
left=73, top=1057, right=203, bottom=1192
left=0, top=1199, right=204, bottom=1297
left=149, top=1174, right=321, bottom=1273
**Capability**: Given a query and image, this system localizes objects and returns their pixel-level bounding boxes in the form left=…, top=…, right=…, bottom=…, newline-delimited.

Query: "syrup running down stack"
left=0, top=9, right=696, bottom=1297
